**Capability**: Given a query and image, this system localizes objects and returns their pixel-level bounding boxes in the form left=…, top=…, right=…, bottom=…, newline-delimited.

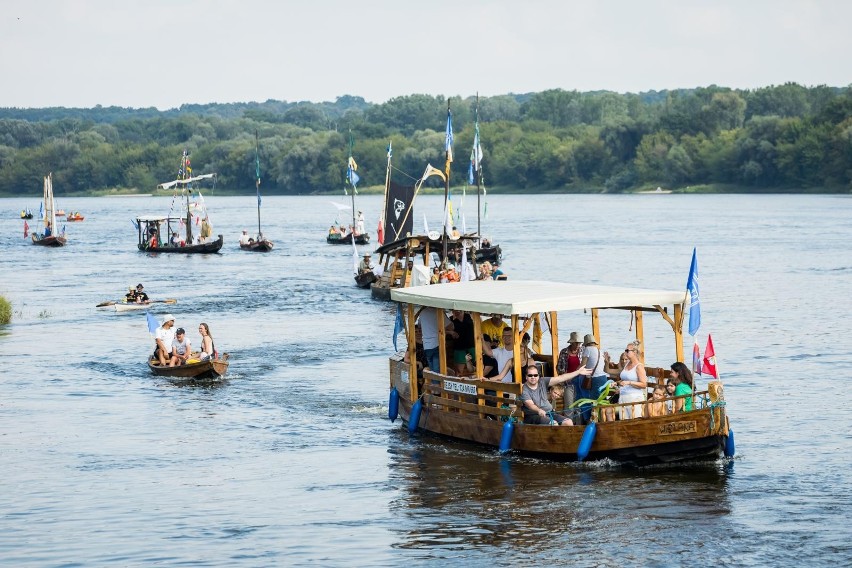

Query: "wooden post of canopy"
left=635, top=308, right=645, bottom=364
left=549, top=312, right=559, bottom=373
left=472, top=313, right=484, bottom=378
left=511, top=314, right=521, bottom=383
left=591, top=308, right=600, bottom=343
left=472, top=312, right=485, bottom=414
left=673, top=303, right=684, bottom=362
left=407, top=303, right=418, bottom=401
left=437, top=308, right=448, bottom=375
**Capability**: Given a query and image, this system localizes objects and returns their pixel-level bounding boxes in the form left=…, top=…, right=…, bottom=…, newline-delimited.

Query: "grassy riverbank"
left=0, top=295, right=11, bottom=324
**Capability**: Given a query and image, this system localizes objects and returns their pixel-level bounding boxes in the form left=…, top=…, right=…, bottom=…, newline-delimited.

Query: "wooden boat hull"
left=327, top=233, right=370, bottom=245
left=139, top=235, right=223, bottom=254
left=32, top=235, right=67, bottom=247
left=66, top=216, right=84, bottom=222
left=21, top=213, right=33, bottom=219
left=240, top=239, right=274, bottom=252
left=355, top=271, right=378, bottom=288
left=370, top=281, right=392, bottom=300
left=148, top=358, right=229, bottom=380
left=389, top=359, right=728, bottom=466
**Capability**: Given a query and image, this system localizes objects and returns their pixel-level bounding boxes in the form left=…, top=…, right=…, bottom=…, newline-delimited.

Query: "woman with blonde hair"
left=617, top=340, right=647, bottom=419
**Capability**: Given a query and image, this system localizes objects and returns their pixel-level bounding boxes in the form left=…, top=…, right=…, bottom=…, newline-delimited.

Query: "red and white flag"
left=702, top=334, right=718, bottom=378
left=23, top=221, right=29, bottom=238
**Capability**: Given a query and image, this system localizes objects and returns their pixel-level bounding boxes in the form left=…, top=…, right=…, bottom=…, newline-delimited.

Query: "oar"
left=96, top=298, right=177, bottom=307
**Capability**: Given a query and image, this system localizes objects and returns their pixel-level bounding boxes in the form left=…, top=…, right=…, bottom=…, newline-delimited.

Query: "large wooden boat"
left=32, top=173, right=67, bottom=247
left=148, top=356, right=229, bottom=380
left=136, top=216, right=224, bottom=253
left=370, top=233, right=484, bottom=301
left=138, top=152, right=222, bottom=254
left=387, top=280, right=733, bottom=465
left=240, top=131, right=274, bottom=252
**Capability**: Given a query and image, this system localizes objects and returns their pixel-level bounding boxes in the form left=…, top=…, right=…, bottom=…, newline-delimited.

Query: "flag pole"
left=475, top=92, right=481, bottom=239
left=255, top=130, right=262, bottom=238
left=443, top=98, right=452, bottom=265
left=348, top=130, right=356, bottom=233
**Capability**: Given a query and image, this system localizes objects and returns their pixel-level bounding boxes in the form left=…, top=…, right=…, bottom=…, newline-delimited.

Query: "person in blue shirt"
left=43, top=222, right=52, bottom=237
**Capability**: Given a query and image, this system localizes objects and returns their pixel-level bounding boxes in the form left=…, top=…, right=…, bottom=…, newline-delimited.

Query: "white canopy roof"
left=157, top=173, right=216, bottom=190
left=391, top=280, right=687, bottom=315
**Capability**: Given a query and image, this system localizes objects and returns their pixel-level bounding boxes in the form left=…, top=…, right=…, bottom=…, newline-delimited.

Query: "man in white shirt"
left=239, top=230, right=251, bottom=246
left=417, top=307, right=454, bottom=372
left=154, top=314, right=177, bottom=366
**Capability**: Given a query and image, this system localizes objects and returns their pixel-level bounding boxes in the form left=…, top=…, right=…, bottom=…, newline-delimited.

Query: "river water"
left=1, top=193, right=850, bottom=566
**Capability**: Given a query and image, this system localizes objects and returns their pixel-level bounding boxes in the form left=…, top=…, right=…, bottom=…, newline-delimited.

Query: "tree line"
left=0, top=83, right=850, bottom=196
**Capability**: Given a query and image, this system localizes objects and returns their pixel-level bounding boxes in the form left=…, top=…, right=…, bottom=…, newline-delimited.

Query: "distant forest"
left=1, top=83, right=851, bottom=196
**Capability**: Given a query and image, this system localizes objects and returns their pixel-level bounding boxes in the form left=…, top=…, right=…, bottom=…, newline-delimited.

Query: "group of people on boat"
left=403, top=310, right=696, bottom=426
left=240, top=229, right=266, bottom=246
left=125, top=283, right=149, bottom=304
left=152, top=314, right=217, bottom=367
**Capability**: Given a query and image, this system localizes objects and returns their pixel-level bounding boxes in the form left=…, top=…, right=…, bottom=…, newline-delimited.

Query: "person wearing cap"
left=240, top=230, right=251, bottom=246
left=358, top=252, right=373, bottom=274
left=169, top=327, right=192, bottom=367
left=575, top=333, right=610, bottom=421
left=154, top=314, right=177, bottom=366
left=134, top=283, right=149, bottom=304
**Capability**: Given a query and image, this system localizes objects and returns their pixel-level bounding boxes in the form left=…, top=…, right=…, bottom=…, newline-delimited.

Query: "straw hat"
left=583, top=334, right=597, bottom=346
left=567, top=331, right=582, bottom=344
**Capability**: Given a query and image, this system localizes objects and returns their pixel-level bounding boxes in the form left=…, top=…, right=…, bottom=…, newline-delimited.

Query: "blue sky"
left=2, top=0, right=850, bottom=109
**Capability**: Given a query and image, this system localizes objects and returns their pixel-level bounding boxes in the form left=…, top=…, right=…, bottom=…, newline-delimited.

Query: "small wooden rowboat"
left=148, top=355, right=229, bottom=380
left=66, top=213, right=84, bottom=222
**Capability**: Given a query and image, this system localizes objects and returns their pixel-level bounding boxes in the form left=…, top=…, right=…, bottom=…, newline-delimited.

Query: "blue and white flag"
left=392, top=303, right=404, bottom=351
left=39, top=202, right=43, bottom=219
left=386, top=141, right=393, bottom=158
left=686, top=247, right=701, bottom=336
left=347, top=165, right=360, bottom=188
left=146, top=312, right=159, bottom=334
left=131, top=219, right=139, bottom=231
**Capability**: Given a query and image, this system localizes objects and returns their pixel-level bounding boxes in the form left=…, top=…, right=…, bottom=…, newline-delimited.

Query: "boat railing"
left=590, top=389, right=711, bottom=423
left=421, top=369, right=524, bottom=421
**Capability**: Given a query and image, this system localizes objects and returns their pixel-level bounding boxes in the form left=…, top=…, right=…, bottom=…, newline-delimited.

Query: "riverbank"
left=1, top=183, right=849, bottom=198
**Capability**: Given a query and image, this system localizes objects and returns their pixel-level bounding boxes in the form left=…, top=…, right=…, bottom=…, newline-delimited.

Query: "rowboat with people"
left=147, top=354, right=229, bottom=381
left=386, top=279, right=734, bottom=465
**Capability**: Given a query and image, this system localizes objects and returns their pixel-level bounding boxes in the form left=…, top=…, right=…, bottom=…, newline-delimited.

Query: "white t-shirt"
left=172, top=336, right=191, bottom=356
left=418, top=308, right=449, bottom=350
left=491, top=347, right=514, bottom=382
left=156, top=326, right=176, bottom=354
left=583, top=345, right=606, bottom=376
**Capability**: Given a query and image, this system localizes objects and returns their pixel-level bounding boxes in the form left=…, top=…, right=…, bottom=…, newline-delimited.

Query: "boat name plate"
left=400, top=370, right=409, bottom=385
left=658, top=421, right=697, bottom=436
left=443, top=380, right=478, bottom=396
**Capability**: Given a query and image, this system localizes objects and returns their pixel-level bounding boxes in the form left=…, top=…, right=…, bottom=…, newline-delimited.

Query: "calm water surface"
left=1, top=193, right=850, bottom=566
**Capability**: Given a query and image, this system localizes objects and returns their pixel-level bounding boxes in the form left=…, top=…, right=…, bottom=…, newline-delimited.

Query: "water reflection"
left=387, top=429, right=733, bottom=560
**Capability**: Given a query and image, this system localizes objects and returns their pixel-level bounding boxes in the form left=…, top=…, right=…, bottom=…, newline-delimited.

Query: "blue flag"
left=131, top=219, right=139, bottom=231
left=146, top=311, right=159, bottom=334
left=348, top=166, right=360, bottom=188
left=392, top=303, right=404, bottom=351
left=39, top=202, right=43, bottom=219
left=686, top=247, right=701, bottom=336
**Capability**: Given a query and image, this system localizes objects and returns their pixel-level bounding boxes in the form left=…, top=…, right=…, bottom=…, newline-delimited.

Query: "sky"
left=2, top=0, right=850, bottom=110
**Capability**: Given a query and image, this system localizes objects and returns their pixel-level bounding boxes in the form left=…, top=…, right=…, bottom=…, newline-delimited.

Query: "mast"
left=183, top=150, right=193, bottom=244
left=348, top=130, right=357, bottom=231
left=443, top=99, right=453, bottom=263
left=380, top=140, right=391, bottom=244
left=473, top=92, right=482, bottom=238
left=255, top=130, right=262, bottom=237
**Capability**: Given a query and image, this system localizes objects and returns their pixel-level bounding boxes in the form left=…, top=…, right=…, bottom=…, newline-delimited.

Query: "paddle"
left=96, top=298, right=177, bottom=307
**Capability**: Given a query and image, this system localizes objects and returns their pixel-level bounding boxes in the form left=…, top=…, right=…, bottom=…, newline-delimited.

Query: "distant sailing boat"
left=240, top=131, right=274, bottom=252
left=136, top=150, right=223, bottom=254
left=32, top=173, right=67, bottom=247
left=327, top=133, right=370, bottom=245
left=468, top=94, right=502, bottom=267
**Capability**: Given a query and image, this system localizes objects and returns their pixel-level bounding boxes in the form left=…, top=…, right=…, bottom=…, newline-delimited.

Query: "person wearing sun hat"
left=576, top=333, right=609, bottom=420
left=555, top=331, right=583, bottom=411
left=358, top=252, right=373, bottom=274
left=153, top=314, right=176, bottom=366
